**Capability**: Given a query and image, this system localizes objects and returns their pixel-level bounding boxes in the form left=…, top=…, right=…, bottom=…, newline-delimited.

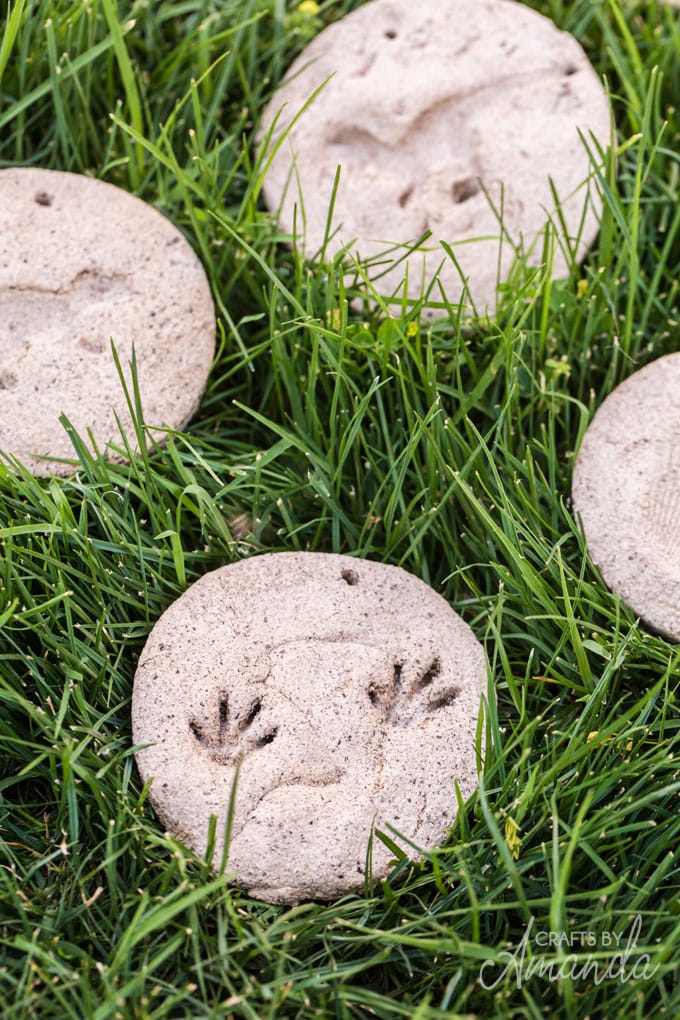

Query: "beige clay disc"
left=572, top=353, right=680, bottom=641
left=0, top=168, right=215, bottom=475
left=132, top=552, right=486, bottom=903
left=259, top=0, right=611, bottom=314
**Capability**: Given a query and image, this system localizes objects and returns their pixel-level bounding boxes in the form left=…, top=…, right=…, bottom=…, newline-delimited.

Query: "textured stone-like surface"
left=572, top=353, right=680, bottom=641
left=0, top=168, right=215, bottom=475
left=132, top=553, right=486, bottom=903
left=259, top=0, right=611, bottom=314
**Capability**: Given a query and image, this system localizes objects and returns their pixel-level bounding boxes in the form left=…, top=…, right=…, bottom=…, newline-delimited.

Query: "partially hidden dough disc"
left=572, top=353, right=680, bottom=641
left=259, top=0, right=611, bottom=313
left=0, top=168, right=215, bottom=475
left=132, top=553, right=486, bottom=903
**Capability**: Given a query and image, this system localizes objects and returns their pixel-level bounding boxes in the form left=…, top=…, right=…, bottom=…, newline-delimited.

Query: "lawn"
left=1, top=0, right=679, bottom=1017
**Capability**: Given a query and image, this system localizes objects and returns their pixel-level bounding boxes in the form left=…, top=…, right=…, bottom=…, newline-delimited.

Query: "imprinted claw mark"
left=398, top=185, right=414, bottom=208
left=368, top=663, right=401, bottom=714
left=452, top=178, right=480, bottom=204
left=241, top=698, right=261, bottom=729
left=257, top=727, right=278, bottom=747
left=416, top=658, right=441, bottom=688
left=218, top=694, right=229, bottom=736
left=189, top=691, right=275, bottom=764
left=428, top=687, right=459, bottom=710
left=368, top=658, right=451, bottom=722
left=189, top=690, right=229, bottom=752
left=189, top=718, right=208, bottom=744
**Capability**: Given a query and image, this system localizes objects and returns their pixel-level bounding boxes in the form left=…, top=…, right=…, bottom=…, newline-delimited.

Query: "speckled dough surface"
left=132, top=553, right=486, bottom=903
left=0, top=168, right=215, bottom=475
left=259, top=0, right=611, bottom=313
left=572, top=353, right=680, bottom=641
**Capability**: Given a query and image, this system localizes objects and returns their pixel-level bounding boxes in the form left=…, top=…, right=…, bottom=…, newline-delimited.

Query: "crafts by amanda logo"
left=479, top=915, right=660, bottom=990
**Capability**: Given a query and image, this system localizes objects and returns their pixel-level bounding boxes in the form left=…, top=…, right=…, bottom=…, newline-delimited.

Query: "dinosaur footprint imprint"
left=367, top=657, right=459, bottom=726
left=189, top=691, right=278, bottom=765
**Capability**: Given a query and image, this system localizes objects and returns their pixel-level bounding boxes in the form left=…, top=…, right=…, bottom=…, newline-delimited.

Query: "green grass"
left=1, top=0, right=679, bottom=1016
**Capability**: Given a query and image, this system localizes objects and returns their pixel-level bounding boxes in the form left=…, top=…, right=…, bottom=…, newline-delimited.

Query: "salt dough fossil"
left=259, top=0, right=612, bottom=314
left=132, top=553, right=486, bottom=903
left=572, top=353, right=680, bottom=641
left=0, top=168, right=215, bottom=475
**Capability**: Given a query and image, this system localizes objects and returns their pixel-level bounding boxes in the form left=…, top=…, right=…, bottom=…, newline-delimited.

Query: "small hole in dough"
left=384, top=29, right=397, bottom=38
left=341, top=568, right=359, bottom=586
left=368, top=684, right=378, bottom=705
left=393, top=662, right=402, bottom=688
left=452, top=178, right=480, bottom=204
left=564, top=64, right=577, bottom=76
left=34, top=191, right=52, bottom=206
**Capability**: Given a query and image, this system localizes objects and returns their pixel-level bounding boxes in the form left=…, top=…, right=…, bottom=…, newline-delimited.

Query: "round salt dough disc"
left=259, top=0, right=611, bottom=313
left=132, top=553, right=486, bottom=903
left=0, top=168, right=215, bottom=475
left=572, top=353, right=680, bottom=641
